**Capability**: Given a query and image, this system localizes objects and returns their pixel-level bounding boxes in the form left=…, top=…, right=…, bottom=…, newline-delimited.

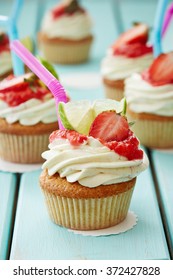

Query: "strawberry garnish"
left=49, top=130, right=68, bottom=142
left=49, top=129, right=87, bottom=146
left=49, top=111, right=143, bottom=159
left=52, top=4, right=65, bottom=19
left=142, top=52, right=173, bottom=86
left=113, top=42, right=152, bottom=58
left=0, top=33, right=10, bottom=53
left=0, top=74, right=49, bottom=106
left=0, top=74, right=31, bottom=92
left=89, top=111, right=143, bottom=160
left=66, top=130, right=87, bottom=146
left=51, top=0, right=85, bottom=19
left=106, top=131, right=143, bottom=160
left=0, top=33, right=9, bottom=45
left=0, top=87, right=49, bottom=107
left=113, top=23, right=149, bottom=50
left=89, top=111, right=129, bottom=142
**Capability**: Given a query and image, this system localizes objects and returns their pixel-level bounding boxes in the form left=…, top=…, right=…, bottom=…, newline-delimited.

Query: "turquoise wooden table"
left=0, top=0, right=173, bottom=260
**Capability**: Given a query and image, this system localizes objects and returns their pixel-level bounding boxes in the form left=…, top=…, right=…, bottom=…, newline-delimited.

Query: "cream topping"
left=125, top=73, right=173, bottom=116
left=0, top=51, right=12, bottom=76
left=101, top=48, right=153, bottom=80
left=41, top=10, right=92, bottom=39
left=0, top=97, right=57, bottom=125
left=42, top=137, right=148, bottom=188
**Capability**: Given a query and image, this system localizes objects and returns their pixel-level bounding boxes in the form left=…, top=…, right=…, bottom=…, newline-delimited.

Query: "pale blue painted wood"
left=10, top=163, right=169, bottom=260
left=0, top=172, right=17, bottom=260
left=0, top=0, right=171, bottom=260
left=151, top=150, right=173, bottom=256
left=0, top=0, right=38, bottom=38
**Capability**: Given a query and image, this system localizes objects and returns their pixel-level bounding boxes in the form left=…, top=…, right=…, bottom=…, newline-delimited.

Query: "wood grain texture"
left=0, top=0, right=172, bottom=260
left=0, top=172, right=17, bottom=259
left=151, top=150, right=173, bottom=256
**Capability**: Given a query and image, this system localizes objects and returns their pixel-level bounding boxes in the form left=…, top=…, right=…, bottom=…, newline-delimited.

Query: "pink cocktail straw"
left=10, top=40, right=67, bottom=129
left=162, top=2, right=173, bottom=36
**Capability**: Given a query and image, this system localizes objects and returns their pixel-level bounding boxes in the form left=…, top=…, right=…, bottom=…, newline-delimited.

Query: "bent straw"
left=153, top=0, right=168, bottom=57
left=10, top=40, right=67, bottom=129
left=162, top=2, right=173, bottom=37
left=8, top=0, right=24, bottom=75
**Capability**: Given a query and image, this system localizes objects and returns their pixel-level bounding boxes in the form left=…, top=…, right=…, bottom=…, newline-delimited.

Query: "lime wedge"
left=58, top=100, right=94, bottom=135
left=37, top=56, right=59, bottom=80
left=93, top=98, right=127, bottom=116
left=20, top=36, right=34, bottom=52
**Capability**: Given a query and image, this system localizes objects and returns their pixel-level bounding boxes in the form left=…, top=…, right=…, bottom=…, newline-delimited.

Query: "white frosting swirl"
left=125, top=73, right=173, bottom=116
left=101, top=48, right=153, bottom=80
left=0, top=51, right=12, bottom=76
left=41, top=9, right=92, bottom=39
left=0, top=97, right=57, bottom=125
left=42, top=137, right=148, bottom=188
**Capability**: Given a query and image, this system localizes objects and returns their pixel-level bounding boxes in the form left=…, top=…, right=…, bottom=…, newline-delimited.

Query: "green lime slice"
left=58, top=100, right=94, bottom=135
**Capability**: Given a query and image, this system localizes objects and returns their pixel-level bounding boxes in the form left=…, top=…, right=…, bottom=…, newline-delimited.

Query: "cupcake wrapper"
left=103, top=84, right=124, bottom=101
left=42, top=186, right=134, bottom=230
left=0, top=133, right=50, bottom=163
left=39, top=40, right=92, bottom=64
left=130, top=119, right=173, bottom=149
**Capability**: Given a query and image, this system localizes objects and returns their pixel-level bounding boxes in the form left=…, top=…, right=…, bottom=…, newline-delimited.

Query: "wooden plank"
left=0, top=0, right=170, bottom=260
left=10, top=162, right=169, bottom=260
left=0, top=172, right=17, bottom=260
left=151, top=150, right=173, bottom=257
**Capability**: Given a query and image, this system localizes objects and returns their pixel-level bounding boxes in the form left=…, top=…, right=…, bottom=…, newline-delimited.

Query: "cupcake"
left=38, top=0, right=93, bottom=64
left=40, top=99, right=148, bottom=230
left=125, top=52, right=173, bottom=149
left=0, top=32, right=13, bottom=80
left=101, top=23, right=153, bottom=101
left=0, top=71, right=59, bottom=163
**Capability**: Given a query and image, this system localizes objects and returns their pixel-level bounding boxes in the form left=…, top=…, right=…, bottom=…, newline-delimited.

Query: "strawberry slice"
left=113, top=42, right=152, bottom=58
left=0, top=33, right=9, bottom=46
left=142, top=52, right=173, bottom=86
left=0, top=73, right=32, bottom=93
left=52, top=4, right=65, bottom=19
left=89, top=111, right=129, bottom=142
left=0, top=33, right=10, bottom=53
left=113, top=23, right=149, bottom=50
left=0, top=73, right=49, bottom=106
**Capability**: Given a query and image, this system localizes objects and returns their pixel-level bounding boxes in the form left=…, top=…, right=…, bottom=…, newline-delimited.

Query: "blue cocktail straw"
left=153, top=0, right=168, bottom=57
left=8, top=0, right=24, bottom=75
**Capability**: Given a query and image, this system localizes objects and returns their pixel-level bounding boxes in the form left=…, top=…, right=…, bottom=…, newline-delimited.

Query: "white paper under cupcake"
left=0, top=158, right=41, bottom=173
left=68, top=211, right=138, bottom=236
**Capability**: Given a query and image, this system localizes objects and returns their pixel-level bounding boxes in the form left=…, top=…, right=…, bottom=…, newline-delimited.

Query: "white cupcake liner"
left=130, top=118, right=173, bottom=149
left=103, top=84, right=124, bottom=101
left=39, top=40, right=92, bottom=64
left=42, top=186, right=134, bottom=230
left=0, top=133, right=50, bottom=163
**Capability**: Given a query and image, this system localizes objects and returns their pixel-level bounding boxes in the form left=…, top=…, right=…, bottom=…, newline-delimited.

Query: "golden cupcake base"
left=38, top=33, right=93, bottom=64
left=127, top=108, right=173, bottom=149
left=0, top=118, right=58, bottom=163
left=103, top=78, right=124, bottom=101
left=40, top=170, right=136, bottom=230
